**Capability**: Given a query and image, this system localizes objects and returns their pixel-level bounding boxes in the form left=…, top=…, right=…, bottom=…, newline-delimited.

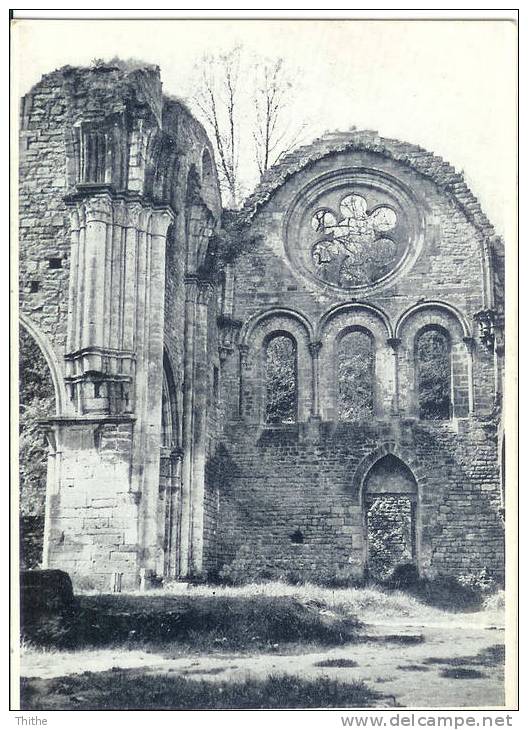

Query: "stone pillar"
left=494, top=318, right=505, bottom=407
left=179, top=275, right=198, bottom=577
left=238, top=344, right=250, bottom=418
left=40, top=426, right=60, bottom=569
left=463, top=337, right=475, bottom=416
left=387, top=338, right=401, bottom=416
left=64, top=193, right=146, bottom=415
left=164, top=447, right=183, bottom=579
left=49, top=192, right=173, bottom=590
left=222, top=263, right=235, bottom=316
left=309, top=341, right=322, bottom=418
left=137, top=208, right=174, bottom=583
left=81, top=196, right=110, bottom=349
left=190, top=279, right=214, bottom=575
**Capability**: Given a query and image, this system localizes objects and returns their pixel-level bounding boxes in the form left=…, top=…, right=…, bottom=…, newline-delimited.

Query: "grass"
left=20, top=671, right=384, bottom=710
left=21, top=581, right=505, bottom=657
left=131, top=580, right=451, bottom=620
left=22, top=593, right=362, bottom=653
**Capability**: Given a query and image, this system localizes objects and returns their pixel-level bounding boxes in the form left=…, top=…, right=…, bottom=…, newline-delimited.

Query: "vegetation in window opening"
left=367, top=496, right=415, bottom=582
left=265, top=335, right=297, bottom=424
left=417, top=329, right=451, bottom=420
left=338, top=330, right=374, bottom=421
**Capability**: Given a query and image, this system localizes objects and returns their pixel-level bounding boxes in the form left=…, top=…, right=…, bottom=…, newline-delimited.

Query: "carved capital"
left=124, top=201, right=143, bottom=230
left=217, top=315, right=242, bottom=359
left=386, top=337, right=401, bottom=352
left=308, top=341, right=322, bottom=358
left=197, top=278, right=214, bottom=305
left=218, top=345, right=231, bottom=363
left=41, top=425, right=58, bottom=453
left=474, top=309, right=496, bottom=350
left=83, top=194, right=113, bottom=225
left=112, top=199, right=129, bottom=228
left=150, top=207, right=175, bottom=238
left=171, top=446, right=184, bottom=462
left=67, top=204, right=82, bottom=233
left=184, top=274, right=199, bottom=302
left=239, top=343, right=250, bottom=369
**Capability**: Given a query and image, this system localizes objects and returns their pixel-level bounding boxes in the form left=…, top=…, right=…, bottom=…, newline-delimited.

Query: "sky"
left=12, top=18, right=517, bottom=236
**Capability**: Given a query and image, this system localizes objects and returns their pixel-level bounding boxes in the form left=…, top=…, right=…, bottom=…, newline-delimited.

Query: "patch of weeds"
left=180, top=667, right=227, bottom=676
left=409, top=575, right=483, bottom=612
left=397, top=664, right=430, bottom=672
left=439, top=667, right=485, bottom=680
left=365, top=633, right=424, bottom=646
left=313, top=658, right=358, bottom=668
left=20, top=671, right=385, bottom=710
left=478, top=644, right=505, bottom=667
left=424, top=644, right=504, bottom=669
left=383, top=634, right=424, bottom=645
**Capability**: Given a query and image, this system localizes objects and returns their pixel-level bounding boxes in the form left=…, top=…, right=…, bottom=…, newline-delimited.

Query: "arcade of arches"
left=18, top=63, right=505, bottom=589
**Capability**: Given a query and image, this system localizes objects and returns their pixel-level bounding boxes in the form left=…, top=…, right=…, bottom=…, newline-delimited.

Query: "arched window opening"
left=202, top=148, right=214, bottom=188
left=159, top=352, right=181, bottom=578
left=160, top=352, right=179, bottom=449
left=416, top=327, right=451, bottom=420
left=265, top=333, right=297, bottom=424
left=161, top=381, right=172, bottom=449
left=364, top=454, right=418, bottom=581
left=19, top=326, right=56, bottom=569
left=337, top=329, right=374, bottom=421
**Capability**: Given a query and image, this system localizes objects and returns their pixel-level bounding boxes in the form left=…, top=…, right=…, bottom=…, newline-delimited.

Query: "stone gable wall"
left=209, top=143, right=504, bottom=582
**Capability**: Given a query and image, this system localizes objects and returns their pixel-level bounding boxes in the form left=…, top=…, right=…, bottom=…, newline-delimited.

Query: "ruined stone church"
left=18, top=63, right=505, bottom=591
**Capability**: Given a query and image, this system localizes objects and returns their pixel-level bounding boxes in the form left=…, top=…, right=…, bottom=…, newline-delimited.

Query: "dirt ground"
left=20, top=612, right=505, bottom=709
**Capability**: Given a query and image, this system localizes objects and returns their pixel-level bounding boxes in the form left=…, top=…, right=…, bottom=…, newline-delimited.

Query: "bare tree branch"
left=191, top=48, right=311, bottom=207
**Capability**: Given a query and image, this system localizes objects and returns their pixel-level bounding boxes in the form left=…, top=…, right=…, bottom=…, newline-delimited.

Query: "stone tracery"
left=310, top=193, right=401, bottom=287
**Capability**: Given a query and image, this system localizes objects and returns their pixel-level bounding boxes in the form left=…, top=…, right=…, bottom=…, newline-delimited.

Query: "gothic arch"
left=161, top=349, right=181, bottom=449
left=19, top=314, right=67, bottom=415
left=361, top=452, right=420, bottom=579
left=352, top=442, right=425, bottom=506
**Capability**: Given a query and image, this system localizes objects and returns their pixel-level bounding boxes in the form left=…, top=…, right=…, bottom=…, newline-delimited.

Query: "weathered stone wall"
left=211, top=419, right=503, bottom=582
left=19, top=70, right=71, bottom=363
left=213, top=133, right=505, bottom=583
left=19, top=70, right=504, bottom=588
left=19, top=63, right=223, bottom=590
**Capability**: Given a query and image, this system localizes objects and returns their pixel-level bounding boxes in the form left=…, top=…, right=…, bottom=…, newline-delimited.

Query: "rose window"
left=309, top=193, right=403, bottom=287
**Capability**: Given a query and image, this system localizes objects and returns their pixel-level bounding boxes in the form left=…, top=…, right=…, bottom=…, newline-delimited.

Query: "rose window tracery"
left=310, top=193, right=402, bottom=287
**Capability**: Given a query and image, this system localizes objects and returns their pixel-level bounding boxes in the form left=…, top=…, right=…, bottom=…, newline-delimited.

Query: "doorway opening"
left=363, top=454, right=418, bottom=581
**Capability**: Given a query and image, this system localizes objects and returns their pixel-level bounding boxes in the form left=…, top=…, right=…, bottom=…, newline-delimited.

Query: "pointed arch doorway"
left=363, top=454, right=418, bottom=581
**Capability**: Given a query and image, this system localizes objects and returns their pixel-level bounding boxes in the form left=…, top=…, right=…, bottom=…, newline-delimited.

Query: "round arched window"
left=284, top=170, right=422, bottom=292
